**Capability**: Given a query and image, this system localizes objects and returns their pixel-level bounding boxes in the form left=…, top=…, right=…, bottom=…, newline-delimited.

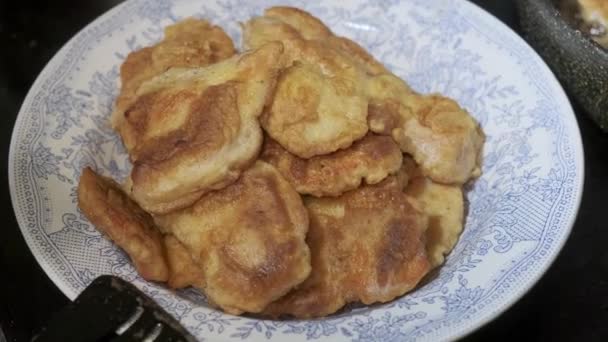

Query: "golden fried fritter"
left=242, top=16, right=302, bottom=50
left=243, top=8, right=378, bottom=158
left=242, top=8, right=329, bottom=52
left=323, top=35, right=389, bottom=76
left=266, top=6, right=388, bottom=75
left=264, top=173, right=430, bottom=318
left=264, top=7, right=331, bottom=40
left=77, top=167, right=169, bottom=282
left=164, top=234, right=205, bottom=289
left=260, top=39, right=369, bottom=158
left=121, top=42, right=284, bottom=214
left=113, top=18, right=236, bottom=139
left=155, top=161, right=311, bottom=315
left=78, top=167, right=206, bottom=288
left=403, top=157, right=464, bottom=268
left=367, top=74, right=485, bottom=184
left=261, top=134, right=403, bottom=197
left=243, top=7, right=387, bottom=75
left=245, top=7, right=484, bottom=182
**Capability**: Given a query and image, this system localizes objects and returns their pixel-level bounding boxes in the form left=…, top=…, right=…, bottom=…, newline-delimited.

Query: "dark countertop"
left=0, top=1, right=606, bottom=341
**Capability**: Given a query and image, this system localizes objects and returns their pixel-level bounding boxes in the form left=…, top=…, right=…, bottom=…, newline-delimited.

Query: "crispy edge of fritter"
left=264, top=6, right=332, bottom=40
left=403, top=157, right=465, bottom=268
left=164, top=234, right=205, bottom=289
left=77, top=167, right=169, bottom=282
left=258, top=6, right=387, bottom=75
left=261, top=134, right=403, bottom=197
left=367, top=74, right=485, bottom=184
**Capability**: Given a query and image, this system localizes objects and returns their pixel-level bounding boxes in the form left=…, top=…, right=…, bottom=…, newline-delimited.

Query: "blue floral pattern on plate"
left=8, top=0, right=584, bottom=340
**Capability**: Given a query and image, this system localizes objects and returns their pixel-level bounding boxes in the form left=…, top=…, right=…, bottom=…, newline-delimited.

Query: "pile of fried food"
left=77, top=7, right=484, bottom=318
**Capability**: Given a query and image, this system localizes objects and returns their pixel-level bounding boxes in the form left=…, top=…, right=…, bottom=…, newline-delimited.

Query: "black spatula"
left=32, top=275, right=197, bottom=342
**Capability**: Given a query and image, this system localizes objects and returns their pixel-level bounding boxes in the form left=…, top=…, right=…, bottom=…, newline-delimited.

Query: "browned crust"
left=156, top=161, right=311, bottom=314
left=263, top=173, right=430, bottom=318
left=265, top=6, right=332, bottom=40
left=113, top=18, right=236, bottom=139
left=164, top=234, right=205, bottom=289
left=77, top=167, right=169, bottom=282
left=325, top=35, right=389, bottom=75
left=261, top=134, right=403, bottom=197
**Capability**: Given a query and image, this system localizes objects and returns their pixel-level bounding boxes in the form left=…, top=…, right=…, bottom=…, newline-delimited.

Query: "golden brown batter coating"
left=155, top=161, right=311, bottom=315
left=261, top=134, right=403, bottom=197
left=243, top=7, right=484, bottom=182
left=263, top=173, right=430, bottom=318
left=323, top=35, right=389, bottom=75
left=244, top=8, right=382, bottom=158
left=403, top=157, right=464, bottom=268
left=77, top=11, right=484, bottom=318
left=245, top=8, right=483, bottom=182
left=264, top=7, right=332, bottom=40
left=77, top=167, right=169, bottom=282
left=367, top=74, right=485, bottom=184
left=121, top=43, right=284, bottom=214
left=164, top=234, right=205, bottom=289
left=113, top=18, right=236, bottom=138
left=242, top=16, right=302, bottom=51
left=243, top=7, right=387, bottom=75
left=259, top=39, right=369, bottom=158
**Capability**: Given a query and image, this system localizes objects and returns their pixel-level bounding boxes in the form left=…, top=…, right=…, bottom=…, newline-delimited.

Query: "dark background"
left=1, top=1, right=607, bottom=341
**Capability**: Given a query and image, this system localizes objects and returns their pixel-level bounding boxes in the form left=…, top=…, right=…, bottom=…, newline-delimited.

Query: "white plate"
left=9, top=0, right=584, bottom=340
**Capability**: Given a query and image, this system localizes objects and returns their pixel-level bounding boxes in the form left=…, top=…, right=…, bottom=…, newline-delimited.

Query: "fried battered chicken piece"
left=264, top=7, right=332, bottom=40
left=367, top=74, right=485, bottom=184
left=264, top=172, right=430, bottom=318
left=323, top=35, right=389, bottom=76
left=243, top=7, right=388, bottom=75
left=242, top=16, right=303, bottom=49
left=155, top=161, right=311, bottom=315
left=246, top=8, right=484, bottom=182
left=121, top=43, right=284, bottom=214
left=259, top=39, right=369, bottom=158
left=78, top=168, right=206, bottom=288
left=243, top=9, right=378, bottom=158
left=77, top=167, right=169, bottom=282
left=261, top=134, right=403, bottom=197
left=113, top=18, right=236, bottom=137
left=403, top=157, right=464, bottom=268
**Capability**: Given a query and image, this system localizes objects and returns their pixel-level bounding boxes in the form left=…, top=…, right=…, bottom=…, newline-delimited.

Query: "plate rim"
left=8, top=0, right=134, bottom=302
left=8, top=0, right=585, bottom=340
left=436, top=0, right=585, bottom=339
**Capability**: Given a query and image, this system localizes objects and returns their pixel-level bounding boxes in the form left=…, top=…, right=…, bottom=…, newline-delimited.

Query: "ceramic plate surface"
left=9, top=0, right=584, bottom=340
